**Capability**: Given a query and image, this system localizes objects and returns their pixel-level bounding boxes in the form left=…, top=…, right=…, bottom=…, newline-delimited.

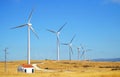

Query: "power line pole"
left=4, top=48, right=8, bottom=72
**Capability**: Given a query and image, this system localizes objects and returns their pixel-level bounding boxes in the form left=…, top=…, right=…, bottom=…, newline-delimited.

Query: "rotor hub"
left=28, top=23, right=32, bottom=26
left=69, top=43, right=72, bottom=46
left=57, top=32, right=60, bottom=35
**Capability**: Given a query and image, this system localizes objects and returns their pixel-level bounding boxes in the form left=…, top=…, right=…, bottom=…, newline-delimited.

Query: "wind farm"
left=0, top=0, right=120, bottom=77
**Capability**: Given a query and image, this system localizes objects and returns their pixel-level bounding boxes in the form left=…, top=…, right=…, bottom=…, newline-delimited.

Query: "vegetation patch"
left=99, top=65, right=120, bottom=71
left=82, top=65, right=92, bottom=68
left=99, top=66, right=120, bottom=68
left=111, top=68, right=120, bottom=71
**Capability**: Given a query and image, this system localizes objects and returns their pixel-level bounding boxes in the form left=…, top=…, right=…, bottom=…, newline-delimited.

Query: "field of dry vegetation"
left=0, top=60, right=120, bottom=77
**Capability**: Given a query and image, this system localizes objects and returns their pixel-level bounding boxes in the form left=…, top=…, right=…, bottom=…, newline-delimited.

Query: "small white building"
left=18, top=64, right=34, bottom=73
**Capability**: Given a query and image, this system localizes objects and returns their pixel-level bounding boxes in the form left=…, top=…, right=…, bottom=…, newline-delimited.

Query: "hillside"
left=93, top=58, right=120, bottom=62
left=0, top=60, right=120, bottom=77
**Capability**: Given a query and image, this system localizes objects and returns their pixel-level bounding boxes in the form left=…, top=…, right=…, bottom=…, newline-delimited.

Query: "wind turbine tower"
left=11, top=9, right=39, bottom=64
left=62, top=35, right=76, bottom=61
left=47, top=23, right=67, bottom=61
left=77, top=46, right=80, bottom=60
left=4, top=48, right=8, bottom=72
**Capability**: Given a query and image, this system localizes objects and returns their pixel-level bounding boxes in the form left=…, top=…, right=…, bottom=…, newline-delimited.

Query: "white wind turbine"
left=73, top=44, right=82, bottom=61
left=4, top=48, right=8, bottom=72
left=81, top=45, right=91, bottom=61
left=62, top=35, right=76, bottom=61
left=47, top=23, right=67, bottom=61
left=11, top=9, right=39, bottom=64
left=81, top=45, right=86, bottom=60
left=77, top=46, right=81, bottom=61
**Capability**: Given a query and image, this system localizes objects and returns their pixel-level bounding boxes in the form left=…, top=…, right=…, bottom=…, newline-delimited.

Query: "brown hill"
left=0, top=60, right=120, bottom=77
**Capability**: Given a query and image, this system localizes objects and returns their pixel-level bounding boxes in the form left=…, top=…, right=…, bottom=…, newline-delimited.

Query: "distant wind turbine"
left=4, top=48, right=8, bottom=72
left=77, top=46, right=81, bottom=61
left=47, top=23, right=67, bottom=61
left=81, top=45, right=91, bottom=61
left=11, top=9, right=39, bottom=64
left=62, top=35, right=76, bottom=61
left=73, top=44, right=82, bottom=61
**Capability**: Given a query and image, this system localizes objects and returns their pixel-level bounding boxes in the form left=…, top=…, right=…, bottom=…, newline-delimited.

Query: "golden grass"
left=0, top=60, right=120, bottom=77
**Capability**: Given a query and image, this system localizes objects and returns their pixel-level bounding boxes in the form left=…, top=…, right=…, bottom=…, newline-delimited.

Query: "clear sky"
left=0, top=0, right=120, bottom=61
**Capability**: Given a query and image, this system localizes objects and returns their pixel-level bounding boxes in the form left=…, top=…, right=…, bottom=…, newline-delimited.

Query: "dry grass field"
left=0, top=60, right=120, bottom=77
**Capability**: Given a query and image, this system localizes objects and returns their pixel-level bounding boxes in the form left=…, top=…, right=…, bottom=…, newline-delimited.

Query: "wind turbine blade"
left=57, top=22, right=67, bottom=32
left=61, top=43, right=68, bottom=45
left=70, top=34, right=76, bottom=43
left=30, top=26, right=39, bottom=39
left=77, top=47, right=80, bottom=52
left=11, top=24, right=27, bottom=29
left=70, top=46, right=73, bottom=54
left=80, top=44, right=84, bottom=57
left=28, top=9, right=34, bottom=23
left=80, top=44, right=84, bottom=50
left=81, top=50, right=85, bottom=58
left=47, top=29, right=56, bottom=33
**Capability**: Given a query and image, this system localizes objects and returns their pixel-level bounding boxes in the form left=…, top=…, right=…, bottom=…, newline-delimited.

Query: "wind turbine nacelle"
left=69, top=43, right=72, bottom=46
left=57, top=32, right=60, bottom=35
left=28, top=23, right=32, bottom=26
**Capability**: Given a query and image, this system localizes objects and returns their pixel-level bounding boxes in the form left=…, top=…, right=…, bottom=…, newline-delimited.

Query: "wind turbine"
left=81, top=45, right=91, bottom=61
left=47, top=23, right=67, bottom=61
left=80, top=45, right=85, bottom=60
left=62, top=35, right=76, bottom=61
left=4, top=48, right=8, bottom=72
left=77, top=46, right=81, bottom=61
left=11, top=9, right=39, bottom=64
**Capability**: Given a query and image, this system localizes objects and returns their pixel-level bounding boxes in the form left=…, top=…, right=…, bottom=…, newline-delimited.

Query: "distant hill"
left=92, top=58, right=120, bottom=62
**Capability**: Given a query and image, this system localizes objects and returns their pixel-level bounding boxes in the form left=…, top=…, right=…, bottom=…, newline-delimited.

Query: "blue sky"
left=0, top=0, right=120, bottom=61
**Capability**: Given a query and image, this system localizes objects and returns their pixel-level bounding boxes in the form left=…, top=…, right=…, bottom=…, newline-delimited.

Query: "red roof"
left=21, top=64, right=33, bottom=68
